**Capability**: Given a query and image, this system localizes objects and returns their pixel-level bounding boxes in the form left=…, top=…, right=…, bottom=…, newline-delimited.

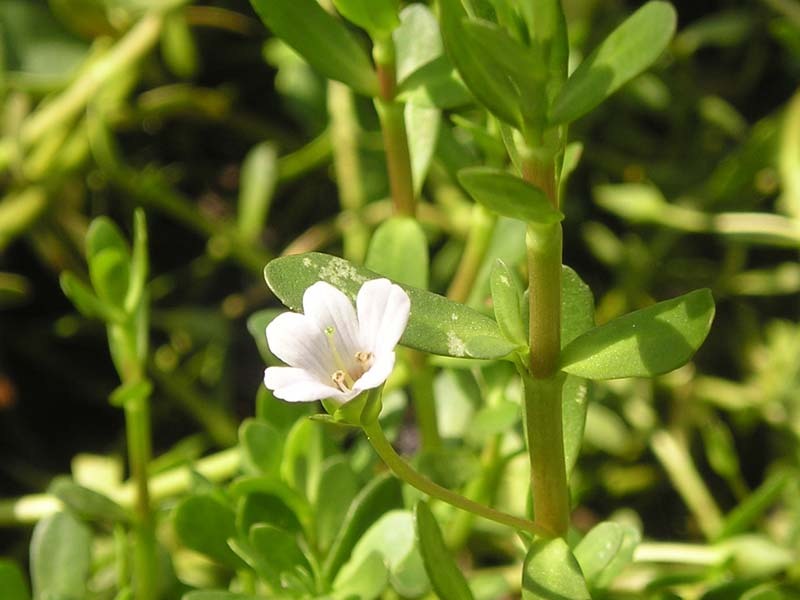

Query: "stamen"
left=355, top=351, right=374, bottom=369
left=332, top=370, right=349, bottom=392
left=325, top=327, right=355, bottom=389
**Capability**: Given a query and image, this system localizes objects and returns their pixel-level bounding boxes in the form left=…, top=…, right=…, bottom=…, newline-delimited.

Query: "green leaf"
left=523, top=0, right=569, bottom=102
left=397, top=56, right=472, bottom=109
left=124, top=208, right=148, bottom=313
left=265, top=253, right=516, bottom=359
left=323, top=473, right=403, bottom=580
left=406, top=104, right=441, bottom=196
left=439, top=0, right=524, bottom=128
left=562, top=374, right=589, bottom=476
left=332, top=0, right=399, bottom=37
left=236, top=492, right=304, bottom=536
left=49, top=476, right=128, bottom=524
left=458, top=168, right=563, bottom=225
left=346, top=510, right=429, bottom=597
left=250, top=523, right=310, bottom=575
left=549, top=1, right=677, bottom=124
left=593, top=524, right=641, bottom=588
left=30, top=512, right=92, bottom=600
left=229, top=476, right=311, bottom=529
left=490, top=259, right=526, bottom=347
left=561, top=265, right=595, bottom=346
left=365, top=217, right=429, bottom=289
left=60, top=272, right=121, bottom=323
left=560, top=289, right=715, bottom=379
left=316, top=457, right=359, bottom=554
left=573, top=521, right=624, bottom=586
left=239, top=419, right=282, bottom=476
left=281, top=417, right=323, bottom=500
left=332, top=551, right=389, bottom=600
left=89, top=248, right=131, bottom=307
left=394, top=4, right=443, bottom=84
left=87, top=216, right=128, bottom=261
left=161, top=11, right=199, bottom=79
left=250, top=0, right=379, bottom=96
left=522, top=537, right=590, bottom=600
left=173, top=495, right=244, bottom=569
left=247, top=308, right=284, bottom=364
left=0, top=560, right=30, bottom=600
left=415, top=502, right=475, bottom=600
left=238, top=142, right=278, bottom=244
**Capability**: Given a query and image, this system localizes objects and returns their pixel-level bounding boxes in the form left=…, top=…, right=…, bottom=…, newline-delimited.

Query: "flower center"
left=324, top=327, right=374, bottom=392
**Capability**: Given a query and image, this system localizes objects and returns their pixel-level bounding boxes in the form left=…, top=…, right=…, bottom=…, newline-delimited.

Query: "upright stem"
left=373, top=38, right=416, bottom=217
left=328, top=81, right=369, bottom=262
left=124, top=393, right=157, bottom=600
left=406, top=349, right=440, bottom=452
left=521, top=155, right=570, bottom=538
left=362, top=419, right=546, bottom=537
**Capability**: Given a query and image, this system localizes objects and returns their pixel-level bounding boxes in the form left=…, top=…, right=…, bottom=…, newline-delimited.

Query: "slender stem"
left=526, top=223, right=562, bottom=378
left=406, top=349, right=440, bottom=452
left=650, top=429, right=723, bottom=539
left=0, top=13, right=165, bottom=172
left=447, top=204, right=496, bottom=303
left=373, top=38, right=416, bottom=217
left=521, top=153, right=570, bottom=538
left=522, top=375, right=569, bottom=537
left=124, top=393, right=157, bottom=600
left=328, top=81, right=369, bottom=262
left=361, top=419, right=546, bottom=537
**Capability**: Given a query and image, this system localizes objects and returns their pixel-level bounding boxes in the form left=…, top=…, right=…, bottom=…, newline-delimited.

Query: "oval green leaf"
left=439, top=0, right=522, bottom=128
left=332, top=0, right=399, bottom=37
left=560, top=288, right=715, bottom=379
left=458, top=167, right=563, bottom=226
left=522, top=537, right=590, bottom=600
left=415, top=501, right=475, bottom=600
left=173, top=495, right=244, bottom=569
left=30, top=512, right=92, bottom=600
left=549, top=1, right=677, bottom=125
left=250, top=0, right=379, bottom=97
left=49, top=476, right=128, bottom=524
left=366, top=217, right=429, bottom=289
left=265, top=253, right=516, bottom=359
left=490, top=259, right=526, bottom=347
left=573, top=521, right=624, bottom=585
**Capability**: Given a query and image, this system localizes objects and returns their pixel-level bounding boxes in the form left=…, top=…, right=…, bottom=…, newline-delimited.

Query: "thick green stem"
left=526, top=224, right=562, bottom=378
left=124, top=394, right=157, bottom=600
left=373, top=38, right=416, bottom=217
left=523, top=375, right=569, bottom=538
left=522, top=154, right=570, bottom=538
left=328, top=81, right=369, bottom=262
left=362, top=419, right=545, bottom=536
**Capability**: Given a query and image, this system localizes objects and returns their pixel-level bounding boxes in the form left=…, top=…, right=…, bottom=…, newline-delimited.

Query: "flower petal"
left=357, top=279, right=411, bottom=356
left=264, top=366, right=338, bottom=402
left=353, top=351, right=396, bottom=393
left=266, top=312, right=334, bottom=379
left=303, top=281, right=361, bottom=367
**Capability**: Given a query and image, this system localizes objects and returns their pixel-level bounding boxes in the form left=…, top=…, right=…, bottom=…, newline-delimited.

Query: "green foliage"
left=549, top=1, right=677, bottom=125
left=30, top=512, right=92, bottom=600
left=415, top=501, right=475, bottom=600
left=459, top=167, right=563, bottom=225
left=0, top=560, right=30, bottom=600
left=561, top=289, right=715, bottom=379
left=331, top=0, right=398, bottom=38
left=365, top=217, right=429, bottom=288
left=265, top=252, right=516, bottom=359
left=249, top=0, right=379, bottom=96
left=522, top=537, right=591, bottom=600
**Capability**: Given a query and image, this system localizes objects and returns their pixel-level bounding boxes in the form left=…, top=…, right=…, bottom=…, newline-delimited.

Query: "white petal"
left=264, top=367, right=338, bottom=402
left=357, top=279, right=411, bottom=356
left=303, top=281, right=361, bottom=367
left=266, top=312, right=333, bottom=378
left=353, top=351, right=395, bottom=393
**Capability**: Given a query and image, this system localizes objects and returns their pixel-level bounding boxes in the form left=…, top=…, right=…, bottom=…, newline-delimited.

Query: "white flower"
left=264, top=278, right=411, bottom=403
